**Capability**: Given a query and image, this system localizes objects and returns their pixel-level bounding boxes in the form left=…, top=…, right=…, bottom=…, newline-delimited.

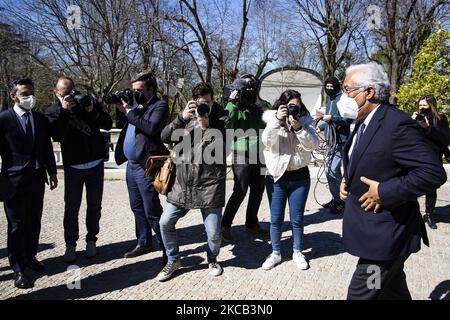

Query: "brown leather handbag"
left=144, top=153, right=173, bottom=196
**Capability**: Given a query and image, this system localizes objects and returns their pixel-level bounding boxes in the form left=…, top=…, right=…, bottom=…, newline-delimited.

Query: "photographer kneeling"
left=261, top=90, right=319, bottom=271
left=157, top=83, right=231, bottom=282
left=412, top=94, right=450, bottom=230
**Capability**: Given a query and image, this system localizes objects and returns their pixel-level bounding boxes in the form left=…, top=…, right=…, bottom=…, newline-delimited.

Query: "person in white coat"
left=261, top=89, right=319, bottom=271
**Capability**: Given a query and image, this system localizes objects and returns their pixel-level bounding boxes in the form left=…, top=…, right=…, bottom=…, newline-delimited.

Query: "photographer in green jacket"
left=221, top=74, right=270, bottom=242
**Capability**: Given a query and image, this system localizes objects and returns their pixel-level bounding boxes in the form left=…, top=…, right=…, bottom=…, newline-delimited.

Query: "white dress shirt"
left=348, top=105, right=381, bottom=158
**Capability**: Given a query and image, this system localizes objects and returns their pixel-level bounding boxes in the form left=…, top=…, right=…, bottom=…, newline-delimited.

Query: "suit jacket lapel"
left=9, top=108, right=26, bottom=136
left=347, top=104, right=387, bottom=185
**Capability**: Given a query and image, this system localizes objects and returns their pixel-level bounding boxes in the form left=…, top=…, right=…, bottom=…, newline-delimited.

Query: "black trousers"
left=347, top=255, right=412, bottom=300
left=4, top=170, right=46, bottom=273
left=64, top=162, right=104, bottom=247
left=222, top=159, right=265, bottom=229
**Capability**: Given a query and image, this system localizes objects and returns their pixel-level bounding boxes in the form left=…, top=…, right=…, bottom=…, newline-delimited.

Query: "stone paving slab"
left=0, top=175, right=449, bottom=300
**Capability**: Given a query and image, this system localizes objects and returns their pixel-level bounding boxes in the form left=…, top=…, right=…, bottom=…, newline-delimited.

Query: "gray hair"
left=346, top=62, right=391, bottom=103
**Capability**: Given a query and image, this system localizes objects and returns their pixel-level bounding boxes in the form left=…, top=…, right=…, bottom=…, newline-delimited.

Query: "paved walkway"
left=0, top=173, right=449, bottom=300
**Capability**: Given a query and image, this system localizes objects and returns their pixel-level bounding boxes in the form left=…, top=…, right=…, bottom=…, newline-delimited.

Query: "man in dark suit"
left=339, top=62, right=447, bottom=300
left=115, top=71, right=169, bottom=262
left=0, top=79, right=58, bottom=289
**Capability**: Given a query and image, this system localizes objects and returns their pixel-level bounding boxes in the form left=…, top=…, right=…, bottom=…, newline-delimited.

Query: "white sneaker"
left=208, top=258, right=223, bottom=277
left=157, top=260, right=181, bottom=282
left=63, top=246, right=77, bottom=263
left=262, top=252, right=282, bottom=270
left=293, top=252, right=309, bottom=270
left=86, top=241, right=97, bottom=258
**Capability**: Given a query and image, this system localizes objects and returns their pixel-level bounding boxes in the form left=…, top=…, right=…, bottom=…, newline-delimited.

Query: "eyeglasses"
left=342, top=86, right=363, bottom=94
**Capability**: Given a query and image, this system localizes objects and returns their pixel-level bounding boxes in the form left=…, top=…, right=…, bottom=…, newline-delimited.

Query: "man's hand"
left=359, top=176, right=382, bottom=213
left=315, top=110, right=324, bottom=119
left=182, top=100, right=197, bottom=122
left=197, top=116, right=209, bottom=129
left=229, top=90, right=238, bottom=102
left=116, top=99, right=130, bottom=114
left=49, top=174, right=58, bottom=190
left=412, top=112, right=419, bottom=120
left=340, top=177, right=348, bottom=202
left=62, top=96, right=76, bottom=111
left=322, top=115, right=332, bottom=123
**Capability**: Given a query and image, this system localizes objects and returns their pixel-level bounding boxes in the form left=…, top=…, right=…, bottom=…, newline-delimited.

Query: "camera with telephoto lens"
left=103, top=89, right=134, bottom=105
left=196, top=101, right=210, bottom=117
left=222, top=79, right=258, bottom=107
left=287, top=103, right=308, bottom=119
left=69, top=90, right=92, bottom=109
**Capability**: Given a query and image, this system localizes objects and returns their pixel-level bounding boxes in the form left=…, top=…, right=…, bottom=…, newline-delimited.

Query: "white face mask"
left=19, top=96, right=36, bottom=111
left=336, top=91, right=365, bottom=120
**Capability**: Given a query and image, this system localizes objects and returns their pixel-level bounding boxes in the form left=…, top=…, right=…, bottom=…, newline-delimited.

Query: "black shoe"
left=26, top=258, right=45, bottom=272
left=322, top=200, right=337, bottom=209
left=124, top=245, right=152, bottom=259
left=424, top=214, right=437, bottom=230
left=14, top=272, right=33, bottom=289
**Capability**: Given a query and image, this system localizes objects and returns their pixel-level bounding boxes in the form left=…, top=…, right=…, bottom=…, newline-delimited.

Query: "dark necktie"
left=353, top=123, right=366, bottom=151
left=348, top=123, right=366, bottom=169
left=24, top=112, right=34, bottom=145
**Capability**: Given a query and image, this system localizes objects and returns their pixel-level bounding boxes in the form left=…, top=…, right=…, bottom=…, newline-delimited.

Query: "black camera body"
left=103, top=89, right=134, bottom=105
left=287, top=104, right=308, bottom=119
left=416, top=113, right=426, bottom=122
left=196, top=102, right=210, bottom=118
left=222, top=79, right=258, bottom=107
left=69, top=90, right=92, bottom=109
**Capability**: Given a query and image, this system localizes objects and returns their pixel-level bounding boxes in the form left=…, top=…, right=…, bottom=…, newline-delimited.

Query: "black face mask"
left=325, top=88, right=339, bottom=97
left=419, top=108, right=431, bottom=115
left=134, top=91, right=149, bottom=106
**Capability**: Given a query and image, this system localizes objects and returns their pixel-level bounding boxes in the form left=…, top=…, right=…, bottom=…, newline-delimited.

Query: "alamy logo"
left=366, top=265, right=381, bottom=290
left=367, top=5, right=381, bottom=30
left=67, top=5, right=82, bottom=30
left=66, top=265, right=81, bottom=290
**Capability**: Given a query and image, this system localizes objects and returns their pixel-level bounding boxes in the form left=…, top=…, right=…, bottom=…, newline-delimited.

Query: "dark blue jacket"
left=115, top=95, right=169, bottom=168
left=0, top=108, right=57, bottom=189
left=319, top=92, right=353, bottom=145
left=342, top=104, right=447, bottom=261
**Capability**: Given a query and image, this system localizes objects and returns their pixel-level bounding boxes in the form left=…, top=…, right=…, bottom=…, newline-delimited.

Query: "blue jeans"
left=266, top=176, right=310, bottom=252
left=126, top=161, right=164, bottom=250
left=64, top=162, right=104, bottom=247
left=326, top=145, right=344, bottom=202
left=159, top=203, right=222, bottom=262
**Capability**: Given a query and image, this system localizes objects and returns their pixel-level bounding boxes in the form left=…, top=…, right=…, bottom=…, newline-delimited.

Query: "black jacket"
left=45, top=100, right=112, bottom=167
left=342, top=104, right=447, bottom=261
left=161, top=102, right=231, bottom=209
left=421, top=114, right=450, bottom=158
left=0, top=108, right=57, bottom=189
left=115, top=95, right=169, bottom=168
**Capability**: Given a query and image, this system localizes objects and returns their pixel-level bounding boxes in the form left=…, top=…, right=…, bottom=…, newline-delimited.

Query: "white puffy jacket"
left=262, top=110, right=319, bottom=182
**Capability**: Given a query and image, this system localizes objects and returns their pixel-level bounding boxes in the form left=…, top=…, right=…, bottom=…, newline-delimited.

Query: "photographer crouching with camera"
left=412, top=94, right=450, bottom=230
left=45, top=76, right=112, bottom=263
left=221, top=74, right=269, bottom=243
left=113, top=72, right=169, bottom=263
